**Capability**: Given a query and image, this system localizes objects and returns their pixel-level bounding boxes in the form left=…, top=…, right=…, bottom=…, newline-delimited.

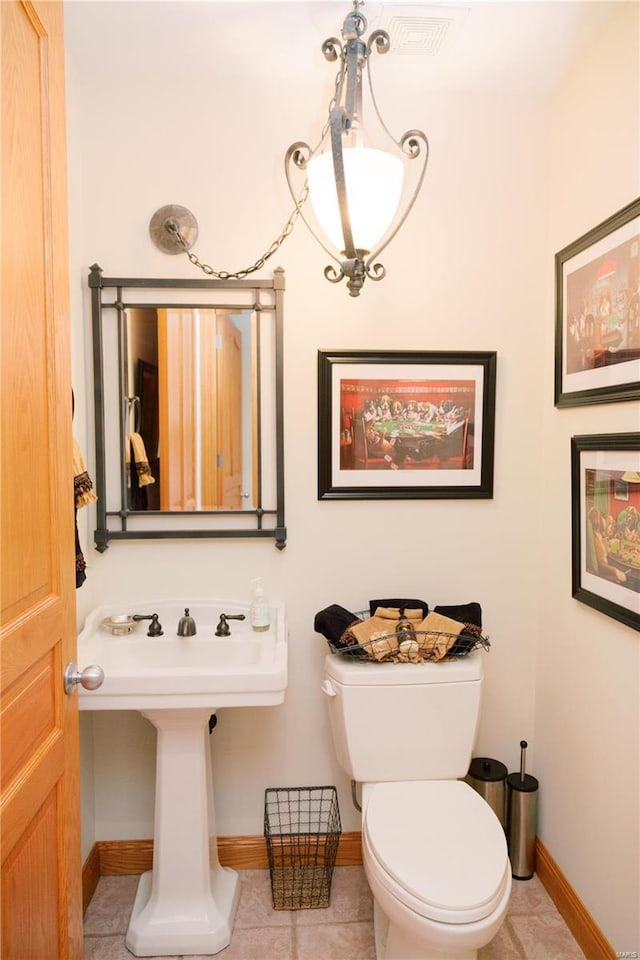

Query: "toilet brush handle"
left=519, top=740, right=528, bottom=783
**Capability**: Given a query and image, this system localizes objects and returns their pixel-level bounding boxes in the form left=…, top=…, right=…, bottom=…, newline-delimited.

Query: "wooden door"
left=215, top=313, right=243, bottom=508
left=157, top=308, right=197, bottom=510
left=1, top=2, right=82, bottom=958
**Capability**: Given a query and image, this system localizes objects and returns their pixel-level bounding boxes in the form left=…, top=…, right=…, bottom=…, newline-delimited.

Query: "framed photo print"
left=317, top=350, right=496, bottom=500
left=555, top=197, right=640, bottom=407
left=571, top=432, right=640, bottom=631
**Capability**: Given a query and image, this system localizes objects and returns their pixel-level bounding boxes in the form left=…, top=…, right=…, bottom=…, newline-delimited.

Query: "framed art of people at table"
left=555, top=197, right=640, bottom=407
left=571, top=432, right=640, bottom=631
left=317, top=350, right=496, bottom=501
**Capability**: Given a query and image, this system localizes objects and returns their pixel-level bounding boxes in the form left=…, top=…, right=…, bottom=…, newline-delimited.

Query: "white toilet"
left=322, top=652, right=511, bottom=960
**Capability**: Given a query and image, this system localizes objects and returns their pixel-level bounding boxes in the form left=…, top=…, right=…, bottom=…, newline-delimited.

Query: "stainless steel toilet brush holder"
left=506, top=740, right=539, bottom=880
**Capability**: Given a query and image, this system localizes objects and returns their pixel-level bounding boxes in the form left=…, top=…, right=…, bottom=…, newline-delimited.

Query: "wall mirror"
left=89, top=264, right=286, bottom=549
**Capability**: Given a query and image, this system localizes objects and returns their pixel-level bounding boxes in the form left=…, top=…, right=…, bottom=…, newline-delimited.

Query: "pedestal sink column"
left=125, top=708, right=240, bottom=957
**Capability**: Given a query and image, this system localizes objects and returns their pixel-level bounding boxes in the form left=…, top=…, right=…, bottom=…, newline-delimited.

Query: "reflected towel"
left=125, top=433, right=155, bottom=487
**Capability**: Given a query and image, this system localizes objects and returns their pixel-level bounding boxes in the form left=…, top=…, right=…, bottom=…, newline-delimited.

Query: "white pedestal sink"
left=78, top=600, right=288, bottom=957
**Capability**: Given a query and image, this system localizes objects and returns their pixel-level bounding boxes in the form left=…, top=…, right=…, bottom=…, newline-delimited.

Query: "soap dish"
left=102, top=614, right=135, bottom=636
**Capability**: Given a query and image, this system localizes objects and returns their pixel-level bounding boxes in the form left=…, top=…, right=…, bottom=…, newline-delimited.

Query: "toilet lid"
left=363, top=780, right=509, bottom=924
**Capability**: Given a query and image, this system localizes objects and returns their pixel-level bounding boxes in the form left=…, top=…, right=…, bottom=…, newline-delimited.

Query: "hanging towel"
left=73, top=438, right=97, bottom=509
left=125, top=433, right=155, bottom=487
left=73, top=437, right=97, bottom=589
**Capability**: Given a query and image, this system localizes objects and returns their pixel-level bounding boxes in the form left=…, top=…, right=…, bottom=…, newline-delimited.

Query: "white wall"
left=64, top=1, right=638, bottom=950
left=538, top=5, right=640, bottom=951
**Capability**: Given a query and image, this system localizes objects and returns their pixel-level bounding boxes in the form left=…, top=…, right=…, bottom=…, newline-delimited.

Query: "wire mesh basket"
left=328, top=614, right=490, bottom=664
left=264, top=786, right=341, bottom=910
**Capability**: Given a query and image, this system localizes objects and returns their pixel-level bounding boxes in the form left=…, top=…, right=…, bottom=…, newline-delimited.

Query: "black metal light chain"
left=166, top=184, right=309, bottom=281
left=165, top=57, right=345, bottom=281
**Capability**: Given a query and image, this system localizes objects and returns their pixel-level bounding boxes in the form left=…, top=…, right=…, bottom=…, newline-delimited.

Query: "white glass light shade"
left=307, top=147, right=404, bottom=254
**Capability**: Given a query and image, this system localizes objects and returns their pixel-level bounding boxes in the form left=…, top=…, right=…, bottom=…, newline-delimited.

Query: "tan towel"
left=125, top=433, right=155, bottom=487
left=415, top=611, right=464, bottom=661
left=340, top=616, right=400, bottom=661
left=73, top=438, right=97, bottom=508
left=372, top=607, right=423, bottom=621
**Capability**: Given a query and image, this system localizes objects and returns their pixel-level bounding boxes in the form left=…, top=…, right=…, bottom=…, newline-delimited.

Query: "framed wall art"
left=555, top=197, right=640, bottom=407
left=317, top=350, right=496, bottom=500
left=571, top=432, right=640, bottom=631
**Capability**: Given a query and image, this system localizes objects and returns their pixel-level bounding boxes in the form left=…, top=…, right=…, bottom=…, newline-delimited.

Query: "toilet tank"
left=323, top=653, right=483, bottom=782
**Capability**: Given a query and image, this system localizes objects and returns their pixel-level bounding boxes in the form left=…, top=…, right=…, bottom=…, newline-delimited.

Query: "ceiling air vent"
left=379, top=5, right=470, bottom=60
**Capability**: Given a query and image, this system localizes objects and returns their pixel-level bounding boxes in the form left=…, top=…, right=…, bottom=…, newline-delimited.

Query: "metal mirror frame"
left=89, top=264, right=286, bottom=550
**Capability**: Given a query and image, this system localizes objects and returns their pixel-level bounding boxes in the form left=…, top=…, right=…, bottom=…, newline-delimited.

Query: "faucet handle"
left=215, top=613, right=246, bottom=637
left=132, top=613, right=164, bottom=637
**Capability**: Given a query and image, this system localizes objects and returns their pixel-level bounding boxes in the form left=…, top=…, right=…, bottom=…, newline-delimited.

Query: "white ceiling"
left=65, top=0, right=627, bottom=98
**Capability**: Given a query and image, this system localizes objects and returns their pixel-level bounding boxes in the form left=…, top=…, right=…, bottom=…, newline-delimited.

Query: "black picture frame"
left=318, top=350, right=496, bottom=500
left=555, top=197, right=640, bottom=407
left=571, top=432, right=640, bottom=631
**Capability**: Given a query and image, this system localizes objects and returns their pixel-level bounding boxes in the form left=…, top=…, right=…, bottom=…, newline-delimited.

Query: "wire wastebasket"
left=264, top=786, right=342, bottom=910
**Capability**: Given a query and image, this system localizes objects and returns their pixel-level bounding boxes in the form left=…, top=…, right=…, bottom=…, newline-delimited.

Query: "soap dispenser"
left=250, top=578, right=270, bottom=632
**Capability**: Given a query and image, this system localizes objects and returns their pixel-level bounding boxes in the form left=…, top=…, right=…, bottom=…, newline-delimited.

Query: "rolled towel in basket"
left=372, top=606, right=423, bottom=621
left=369, top=598, right=429, bottom=618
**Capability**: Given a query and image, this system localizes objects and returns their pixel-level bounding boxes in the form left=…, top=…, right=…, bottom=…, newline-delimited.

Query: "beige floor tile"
left=295, top=866, right=374, bottom=926
left=83, top=876, right=139, bottom=935
left=193, top=925, right=294, bottom=960
left=510, top=912, right=587, bottom=959
left=234, top=868, right=293, bottom=928
left=83, top=867, right=586, bottom=960
left=84, top=935, right=178, bottom=960
left=508, top=875, right=556, bottom=916
left=479, top=920, right=525, bottom=959
left=296, top=921, right=376, bottom=960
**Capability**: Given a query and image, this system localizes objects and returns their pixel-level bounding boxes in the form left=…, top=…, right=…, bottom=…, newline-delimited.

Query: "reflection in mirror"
left=89, top=265, right=285, bottom=549
left=125, top=306, right=255, bottom=512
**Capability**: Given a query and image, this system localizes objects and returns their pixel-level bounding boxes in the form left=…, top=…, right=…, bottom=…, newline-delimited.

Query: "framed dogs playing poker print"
left=317, top=350, right=497, bottom=501
left=555, top=197, right=640, bottom=407
left=571, top=432, right=640, bottom=631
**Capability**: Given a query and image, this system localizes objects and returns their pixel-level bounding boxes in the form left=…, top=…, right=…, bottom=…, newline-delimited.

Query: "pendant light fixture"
left=285, top=1, right=429, bottom=297
left=150, top=2, right=428, bottom=299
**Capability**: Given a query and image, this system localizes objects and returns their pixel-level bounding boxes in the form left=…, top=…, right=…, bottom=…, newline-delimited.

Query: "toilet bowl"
left=361, top=780, right=511, bottom=960
left=322, top=651, right=511, bottom=959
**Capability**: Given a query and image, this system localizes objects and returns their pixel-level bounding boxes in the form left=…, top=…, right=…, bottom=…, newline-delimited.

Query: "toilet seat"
left=363, top=780, right=510, bottom=925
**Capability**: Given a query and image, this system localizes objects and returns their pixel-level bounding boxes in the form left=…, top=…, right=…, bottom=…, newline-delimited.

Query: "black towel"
left=433, top=603, right=483, bottom=657
left=314, top=605, right=361, bottom=644
left=434, top=602, right=482, bottom=629
left=369, top=598, right=429, bottom=618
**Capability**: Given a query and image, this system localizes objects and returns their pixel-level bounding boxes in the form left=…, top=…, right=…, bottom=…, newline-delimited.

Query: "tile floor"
left=83, top=866, right=587, bottom=959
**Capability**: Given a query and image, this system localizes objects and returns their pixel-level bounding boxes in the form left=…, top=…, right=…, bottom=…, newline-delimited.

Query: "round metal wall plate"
left=149, top=204, right=199, bottom=254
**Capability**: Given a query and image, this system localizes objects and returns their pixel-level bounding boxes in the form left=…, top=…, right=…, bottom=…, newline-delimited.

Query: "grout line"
left=504, top=919, right=528, bottom=959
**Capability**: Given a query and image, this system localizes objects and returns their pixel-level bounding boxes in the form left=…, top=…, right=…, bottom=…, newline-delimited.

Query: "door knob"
left=64, top=662, right=105, bottom=696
